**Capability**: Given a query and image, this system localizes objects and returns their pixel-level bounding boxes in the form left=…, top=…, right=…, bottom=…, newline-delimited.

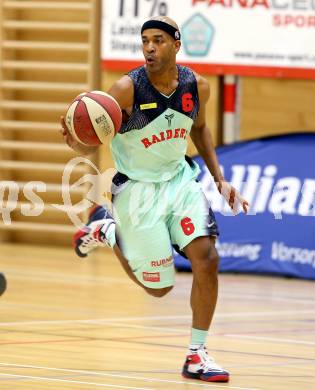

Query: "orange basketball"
left=65, top=90, right=122, bottom=146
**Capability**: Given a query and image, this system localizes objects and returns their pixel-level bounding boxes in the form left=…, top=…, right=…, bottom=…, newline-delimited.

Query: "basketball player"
left=0, top=273, right=7, bottom=296
left=61, top=16, right=248, bottom=383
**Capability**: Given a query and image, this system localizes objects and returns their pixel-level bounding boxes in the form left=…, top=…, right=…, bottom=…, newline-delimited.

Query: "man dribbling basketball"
left=61, top=16, right=248, bottom=383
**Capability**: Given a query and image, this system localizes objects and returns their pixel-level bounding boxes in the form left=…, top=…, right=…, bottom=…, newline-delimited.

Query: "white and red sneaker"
left=182, top=346, right=229, bottom=382
left=73, top=205, right=115, bottom=258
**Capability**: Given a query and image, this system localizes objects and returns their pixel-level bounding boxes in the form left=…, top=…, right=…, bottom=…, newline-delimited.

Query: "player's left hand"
left=217, top=181, right=249, bottom=215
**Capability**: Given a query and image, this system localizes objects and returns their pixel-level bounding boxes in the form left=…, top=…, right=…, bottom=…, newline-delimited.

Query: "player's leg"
left=184, top=235, right=218, bottom=331
left=73, top=182, right=174, bottom=298
left=112, top=243, right=173, bottom=298
left=0, top=273, right=7, bottom=296
left=113, top=179, right=175, bottom=296
left=169, top=177, right=228, bottom=382
left=182, top=236, right=229, bottom=382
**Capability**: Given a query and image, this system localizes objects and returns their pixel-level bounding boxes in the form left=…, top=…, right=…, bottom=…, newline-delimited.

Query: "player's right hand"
left=60, top=116, right=76, bottom=149
left=59, top=116, right=97, bottom=156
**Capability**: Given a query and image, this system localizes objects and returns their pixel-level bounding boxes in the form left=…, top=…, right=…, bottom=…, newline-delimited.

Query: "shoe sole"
left=182, top=372, right=229, bottom=382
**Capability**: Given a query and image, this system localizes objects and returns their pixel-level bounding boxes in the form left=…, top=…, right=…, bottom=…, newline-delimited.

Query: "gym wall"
left=1, top=0, right=314, bottom=246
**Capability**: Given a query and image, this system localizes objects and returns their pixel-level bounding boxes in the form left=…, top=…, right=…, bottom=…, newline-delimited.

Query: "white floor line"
left=105, top=322, right=187, bottom=333
left=225, top=334, right=315, bottom=346
left=0, top=309, right=315, bottom=328
left=228, top=360, right=315, bottom=368
left=7, top=273, right=132, bottom=287
left=222, top=292, right=315, bottom=306
left=0, top=373, right=152, bottom=390
left=0, top=363, right=260, bottom=390
left=6, top=268, right=315, bottom=306
left=217, top=309, right=315, bottom=318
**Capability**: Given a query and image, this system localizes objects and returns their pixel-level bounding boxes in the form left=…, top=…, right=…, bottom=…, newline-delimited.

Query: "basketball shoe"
left=182, top=346, right=229, bottom=382
left=73, top=205, right=116, bottom=258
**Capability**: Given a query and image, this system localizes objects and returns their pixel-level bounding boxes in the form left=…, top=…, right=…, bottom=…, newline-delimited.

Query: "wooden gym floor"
left=0, top=243, right=314, bottom=389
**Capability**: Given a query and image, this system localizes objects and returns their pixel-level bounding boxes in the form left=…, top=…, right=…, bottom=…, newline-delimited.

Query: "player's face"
left=141, top=30, right=178, bottom=72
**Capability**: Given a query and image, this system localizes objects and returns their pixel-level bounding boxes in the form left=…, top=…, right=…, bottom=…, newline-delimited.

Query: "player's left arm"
left=190, top=74, right=249, bottom=214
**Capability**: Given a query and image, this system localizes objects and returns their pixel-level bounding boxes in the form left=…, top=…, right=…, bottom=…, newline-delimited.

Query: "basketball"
left=65, top=90, right=122, bottom=146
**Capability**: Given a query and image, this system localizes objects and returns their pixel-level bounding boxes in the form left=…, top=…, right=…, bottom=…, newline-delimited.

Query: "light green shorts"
left=112, top=161, right=218, bottom=289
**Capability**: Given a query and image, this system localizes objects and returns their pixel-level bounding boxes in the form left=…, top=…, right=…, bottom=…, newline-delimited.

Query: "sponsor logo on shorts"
left=151, top=256, right=173, bottom=268
left=143, top=272, right=160, bottom=282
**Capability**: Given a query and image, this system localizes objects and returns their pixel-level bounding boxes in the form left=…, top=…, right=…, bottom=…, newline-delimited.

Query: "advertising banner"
left=174, top=134, right=315, bottom=280
left=102, top=0, right=315, bottom=79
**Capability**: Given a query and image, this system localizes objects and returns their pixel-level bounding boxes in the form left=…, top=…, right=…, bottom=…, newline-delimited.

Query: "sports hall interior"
left=0, top=1, right=314, bottom=389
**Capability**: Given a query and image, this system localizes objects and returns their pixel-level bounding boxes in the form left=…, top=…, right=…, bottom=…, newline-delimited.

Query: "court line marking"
left=0, top=363, right=261, bottom=390
left=5, top=269, right=315, bottom=305
left=101, top=322, right=186, bottom=333
left=3, top=268, right=130, bottom=285
left=216, top=327, right=315, bottom=337
left=0, top=337, right=91, bottom=346
left=0, top=373, right=152, bottom=390
left=0, top=309, right=315, bottom=327
left=228, top=360, right=315, bottom=369
left=225, top=334, right=315, bottom=346
left=222, top=292, right=315, bottom=306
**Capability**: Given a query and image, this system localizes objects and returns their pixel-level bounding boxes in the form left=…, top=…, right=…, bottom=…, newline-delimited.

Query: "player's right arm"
left=60, top=76, right=133, bottom=155
left=107, top=75, right=134, bottom=113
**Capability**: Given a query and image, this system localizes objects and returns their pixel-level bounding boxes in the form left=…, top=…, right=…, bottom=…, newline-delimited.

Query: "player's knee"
left=206, top=250, right=219, bottom=274
left=194, top=250, right=219, bottom=276
left=146, top=285, right=173, bottom=298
